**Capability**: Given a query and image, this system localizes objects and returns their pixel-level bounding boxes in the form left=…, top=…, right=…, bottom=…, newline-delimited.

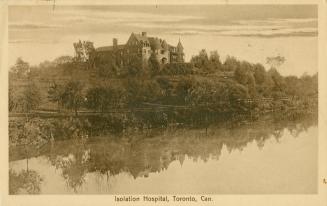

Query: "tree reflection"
left=9, top=169, right=43, bottom=194
left=10, top=113, right=318, bottom=192
left=53, top=143, right=90, bottom=192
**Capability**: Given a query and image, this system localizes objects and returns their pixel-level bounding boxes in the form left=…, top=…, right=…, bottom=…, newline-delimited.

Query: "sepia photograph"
left=5, top=2, right=321, bottom=198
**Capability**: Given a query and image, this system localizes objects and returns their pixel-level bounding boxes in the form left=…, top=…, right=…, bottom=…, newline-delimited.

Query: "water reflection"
left=54, top=147, right=90, bottom=192
left=9, top=114, right=317, bottom=194
left=9, top=169, right=43, bottom=194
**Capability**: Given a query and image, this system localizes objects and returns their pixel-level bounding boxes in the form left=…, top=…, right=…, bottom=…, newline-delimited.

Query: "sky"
left=8, top=5, right=318, bottom=76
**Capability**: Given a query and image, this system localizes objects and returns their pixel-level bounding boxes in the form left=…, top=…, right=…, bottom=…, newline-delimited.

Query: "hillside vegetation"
left=8, top=42, right=318, bottom=147
left=9, top=46, right=318, bottom=115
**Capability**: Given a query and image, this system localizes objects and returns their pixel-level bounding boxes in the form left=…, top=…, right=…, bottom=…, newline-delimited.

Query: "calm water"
left=9, top=116, right=318, bottom=194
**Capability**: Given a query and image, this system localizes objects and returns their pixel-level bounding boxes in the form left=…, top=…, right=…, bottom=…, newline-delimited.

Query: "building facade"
left=95, top=32, right=184, bottom=68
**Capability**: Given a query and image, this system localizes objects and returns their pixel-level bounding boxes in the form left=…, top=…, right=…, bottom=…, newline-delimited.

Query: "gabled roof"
left=162, top=40, right=168, bottom=50
left=177, top=40, right=183, bottom=49
left=133, top=33, right=149, bottom=43
left=96, top=45, right=125, bottom=52
left=96, top=32, right=181, bottom=52
left=133, top=33, right=171, bottom=50
left=168, top=44, right=177, bottom=52
left=168, top=44, right=176, bottom=48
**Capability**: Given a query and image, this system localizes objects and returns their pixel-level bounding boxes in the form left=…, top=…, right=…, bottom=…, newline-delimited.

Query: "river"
left=9, top=114, right=317, bottom=194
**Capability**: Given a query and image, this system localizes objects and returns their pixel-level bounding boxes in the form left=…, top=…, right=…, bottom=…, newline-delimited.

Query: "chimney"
left=113, top=38, right=118, bottom=48
left=142, top=32, right=147, bottom=37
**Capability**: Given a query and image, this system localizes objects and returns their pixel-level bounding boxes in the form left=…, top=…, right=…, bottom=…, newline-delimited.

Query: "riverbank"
left=9, top=109, right=317, bottom=150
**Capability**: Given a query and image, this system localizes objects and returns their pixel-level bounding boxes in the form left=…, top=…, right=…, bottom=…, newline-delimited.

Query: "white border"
left=1, top=1, right=326, bottom=206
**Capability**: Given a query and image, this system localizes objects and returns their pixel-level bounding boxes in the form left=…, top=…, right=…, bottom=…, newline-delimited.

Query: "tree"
left=223, top=55, right=240, bottom=72
left=268, top=68, right=285, bottom=91
left=234, top=61, right=251, bottom=84
left=18, top=82, right=41, bottom=113
left=129, top=55, right=144, bottom=75
left=253, top=63, right=266, bottom=85
left=175, top=77, right=195, bottom=105
left=228, top=82, right=249, bottom=100
left=266, top=55, right=286, bottom=69
left=156, top=76, right=174, bottom=99
left=9, top=87, right=17, bottom=112
left=84, top=41, right=96, bottom=69
left=9, top=118, right=48, bottom=187
left=260, top=74, right=275, bottom=97
left=284, top=75, right=300, bottom=97
left=61, top=81, right=84, bottom=116
left=148, top=53, right=160, bottom=75
left=189, top=80, right=218, bottom=106
left=125, top=78, right=163, bottom=106
left=190, top=49, right=210, bottom=71
left=234, top=61, right=257, bottom=97
left=247, top=73, right=256, bottom=97
left=73, top=40, right=96, bottom=69
left=73, top=40, right=84, bottom=62
left=10, top=58, right=30, bottom=77
left=105, top=85, right=127, bottom=108
left=53, top=56, right=74, bottom=66
left=86, top=87, right=106, bottom=112
left=234, top=66, right=248, bottom=85
left=47, top=82, right=65, bottom=111
left=97, top=62, right=118, bottom=78
left=38, top=60, right=55, bottom=69
left=209, top=50, right=222, bottom=70
left=298, top=72, right=318, bottom=97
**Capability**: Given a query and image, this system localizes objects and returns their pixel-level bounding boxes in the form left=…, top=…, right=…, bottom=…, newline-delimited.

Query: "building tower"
left=113, top=38, right=118, bottom=50
left=176, top=39, right=184, bottom=63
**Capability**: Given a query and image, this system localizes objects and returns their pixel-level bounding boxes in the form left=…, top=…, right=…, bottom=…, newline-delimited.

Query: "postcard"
left=0, top=0, right=326, bottom=205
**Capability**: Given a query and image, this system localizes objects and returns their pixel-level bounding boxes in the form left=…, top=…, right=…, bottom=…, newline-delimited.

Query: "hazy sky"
left=8, top=5, right=318, bottom=76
